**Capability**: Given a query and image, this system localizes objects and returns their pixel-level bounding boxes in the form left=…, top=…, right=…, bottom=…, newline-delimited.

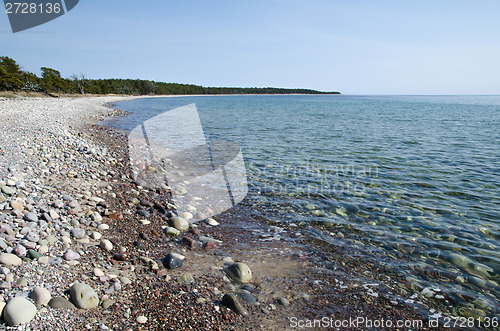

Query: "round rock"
left=4, top=297, right=37, bottom=326
left=169, top=216, right=189, bottom=231
left=31, top=287, right=52, bottom=306
left=70, top=283, right=99, bottom=309
left=225, top=262, right=252, bottom=283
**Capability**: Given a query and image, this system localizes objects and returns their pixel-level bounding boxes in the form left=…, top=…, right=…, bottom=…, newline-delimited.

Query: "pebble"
left=90, top=211, right=103, bottom=222
left=222, top=293, right=248, bottom=317
left=100, top=239, right=113, bottom=251
left=206, top=218, right=219, bottom=226
left=136, top=315, right=148, bottom=324
left=23, top=212, right=38, bottom=222
left=14, top=244, right=27, bottom=257
left=162, top=253, right=183, bottom=269
left=94, top=268, right=105, bottom=277
left=48, top=296, right=76, bottom=309
left=137, top=210, right=150, bottom=218
left=163, top=226, right=180, bottom=236
left=98, top=224, right=110, bottom=231
left=63, top=249, right=81, bottom=261
left=225, top=262, right=252, bottom=283
left=10, top=200, right=23, bottom=210
left=181, top=212, right=193, bottom=220
left=91, top=231, right=103, bottom=240
left=102, top=299, right=115, bottom=309
left=169, top=216, right=189, bottom=231
left=70, top=283, right=99, bottom=309
left=31, top=286, right=52, bottom=306
left=71, top=228, right=86, bottom=239
left=3, top=297, right=37, bottom=326
left=1, top=186, right=16, bottom=195
left=177, top=272, right=194, bottom=285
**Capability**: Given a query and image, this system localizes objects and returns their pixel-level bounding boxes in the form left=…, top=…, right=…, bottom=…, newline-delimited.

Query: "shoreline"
left=0, top=96, right=452, bottom=330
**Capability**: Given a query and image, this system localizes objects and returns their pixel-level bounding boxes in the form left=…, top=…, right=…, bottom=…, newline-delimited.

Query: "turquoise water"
left=108, top=95, right=500, bottom=318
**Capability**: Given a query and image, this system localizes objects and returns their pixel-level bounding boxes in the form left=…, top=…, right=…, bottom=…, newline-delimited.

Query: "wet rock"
left=181, top=237, right=198, bottom=249
left=222, top=293, right=248, bottom=317
left=225, top=262, right=252, bottom=283
left=237, top=290, right=258, bottom=304
left=169, top=216, right=189, bottom=231
left=162, top=253, right=182, bottom=269
left=70, top=283, right=99, bottom=309
left=163, top=226, right=180, bottom=236
left=140, top=200, right=154, bottom=207
left=4, top=297, right=37, bottom=326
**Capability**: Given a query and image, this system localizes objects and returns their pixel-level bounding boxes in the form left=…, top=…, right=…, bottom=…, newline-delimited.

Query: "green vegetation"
left=0, top=56, right=340, bottom=96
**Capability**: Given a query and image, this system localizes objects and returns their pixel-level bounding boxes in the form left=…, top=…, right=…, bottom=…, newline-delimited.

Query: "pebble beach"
left=0, top=96, right=456, bottom=330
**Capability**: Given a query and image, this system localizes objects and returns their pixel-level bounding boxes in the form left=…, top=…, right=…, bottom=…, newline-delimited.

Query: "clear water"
left=107, top=95, right=500, bottom=317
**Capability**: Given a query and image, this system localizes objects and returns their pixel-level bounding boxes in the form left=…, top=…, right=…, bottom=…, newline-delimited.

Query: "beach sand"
left=0, top=96, right=451, bottom=330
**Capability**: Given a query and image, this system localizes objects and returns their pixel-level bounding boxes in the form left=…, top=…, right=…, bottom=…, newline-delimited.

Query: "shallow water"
left=107, top=95, right=500, bottom=318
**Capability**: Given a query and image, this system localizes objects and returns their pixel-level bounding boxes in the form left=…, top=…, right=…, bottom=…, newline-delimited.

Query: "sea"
left=106, top=95, right=500, bottom=320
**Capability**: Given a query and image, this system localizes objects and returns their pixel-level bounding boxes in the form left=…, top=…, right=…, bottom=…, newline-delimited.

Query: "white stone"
left=136, top=315, right=148, bottom=324
left=70, top=283, right=99, bottom=309
left=98, top=224, right=109, bottom=231
left=181, top=212, right=193, bottom=220
left=91, top=231, right=102, bottom=240
left=0, top=253, right=22, bottom=266
left=93, top=268, right=105, bottom=277
left=4, top=297, right=37, bottom=326
left=100, top=239, right=113, bottom=251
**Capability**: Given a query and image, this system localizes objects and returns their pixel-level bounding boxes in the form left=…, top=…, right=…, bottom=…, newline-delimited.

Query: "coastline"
left=0, top=96, right=452, bottom=330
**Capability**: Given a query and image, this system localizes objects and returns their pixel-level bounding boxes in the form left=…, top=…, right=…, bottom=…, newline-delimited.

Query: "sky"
left=1, top=0, right=500, bottom=95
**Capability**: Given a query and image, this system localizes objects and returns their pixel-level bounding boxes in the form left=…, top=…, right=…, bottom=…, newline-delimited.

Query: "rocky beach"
left=0, top=96, right=458, bottom=330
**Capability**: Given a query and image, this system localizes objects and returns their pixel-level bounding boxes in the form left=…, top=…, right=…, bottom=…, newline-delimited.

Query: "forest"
left=0, top=56, right=340, bottom=96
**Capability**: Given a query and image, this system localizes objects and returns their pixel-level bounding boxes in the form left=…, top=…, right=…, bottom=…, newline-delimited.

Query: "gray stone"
left=23, top=212, right=38, bottom=222
left=3, top=297, right=37, bottom=326
left=222, top=293, right=248, bottom=317
left=224, top=262, right=252, bottom=283
left=70, top=228, right=86, bottom=239
left=48, top=296, right=76, bottom=309
left=137, top=209, right=150, bottom=218
left=70, top=283, right=99, bottom=309
left=26, top=232, right=40, bottom=243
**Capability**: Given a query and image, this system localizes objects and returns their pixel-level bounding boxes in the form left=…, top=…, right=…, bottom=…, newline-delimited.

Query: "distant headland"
left=0, top=56, right=340, bottom=96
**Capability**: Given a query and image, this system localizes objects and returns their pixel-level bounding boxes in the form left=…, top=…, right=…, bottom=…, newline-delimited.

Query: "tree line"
left=0, top=56, right=340, bottom=96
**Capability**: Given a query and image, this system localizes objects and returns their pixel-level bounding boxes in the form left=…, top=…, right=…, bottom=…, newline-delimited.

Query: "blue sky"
left=1, top=0, right=499, bottom=94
